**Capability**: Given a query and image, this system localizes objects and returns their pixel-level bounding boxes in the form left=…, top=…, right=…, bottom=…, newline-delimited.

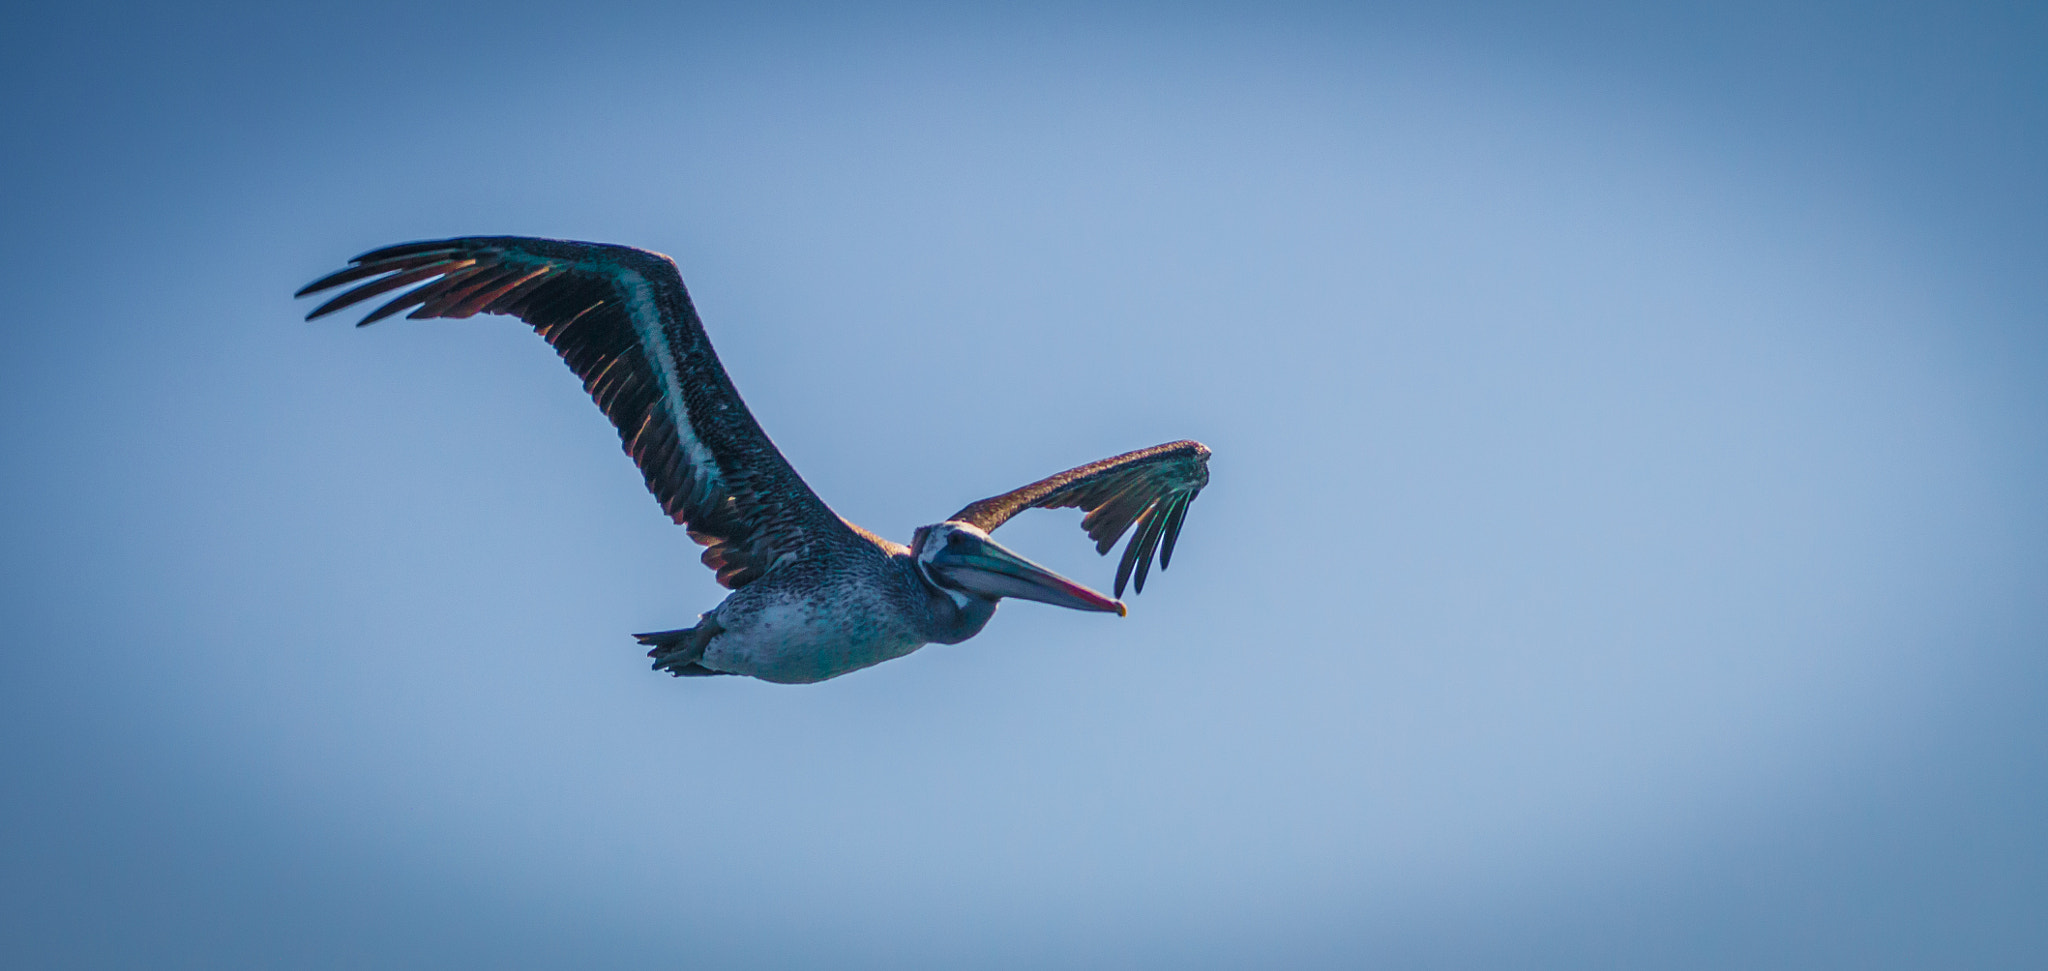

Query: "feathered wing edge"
left=948, top=440, right=1210, bottom=597
left=296, top=235, right=853, bottom=589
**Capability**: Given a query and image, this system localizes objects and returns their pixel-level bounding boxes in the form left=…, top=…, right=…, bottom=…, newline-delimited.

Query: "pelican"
left=297, top=236, right=1209, bottom=683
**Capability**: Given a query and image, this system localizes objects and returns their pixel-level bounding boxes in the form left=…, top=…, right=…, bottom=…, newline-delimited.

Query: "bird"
left=296, top=236, right=1210, bottom=683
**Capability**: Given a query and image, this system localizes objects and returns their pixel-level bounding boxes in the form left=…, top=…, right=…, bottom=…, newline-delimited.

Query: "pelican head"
left=911, top=521, right=1126, bottom=616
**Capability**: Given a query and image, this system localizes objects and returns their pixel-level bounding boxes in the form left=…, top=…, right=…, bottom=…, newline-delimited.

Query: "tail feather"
left=660, top=661, right=731, bottom=677
left=633, top=627, right=696, bottom=652
left=635, top=618, right=728, bottom=677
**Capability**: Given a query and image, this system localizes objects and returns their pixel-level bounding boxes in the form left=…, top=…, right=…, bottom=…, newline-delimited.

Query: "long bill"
left=926, top=532, right=1127, bottom=616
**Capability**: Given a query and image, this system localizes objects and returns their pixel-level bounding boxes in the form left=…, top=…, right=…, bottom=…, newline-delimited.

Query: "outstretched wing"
left=297, top=235, right=855, bottom=589
left=949, top=441, right=1210, bottom=597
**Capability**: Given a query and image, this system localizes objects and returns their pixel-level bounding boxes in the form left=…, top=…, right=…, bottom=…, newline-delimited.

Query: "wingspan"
left=297, top=235, right=854, bottom=588
left=948, top=441, right=1210, bottom=597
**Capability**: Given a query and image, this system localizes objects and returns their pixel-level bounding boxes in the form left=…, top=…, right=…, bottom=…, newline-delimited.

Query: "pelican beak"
left=928, top=532, right=1127, bottom=616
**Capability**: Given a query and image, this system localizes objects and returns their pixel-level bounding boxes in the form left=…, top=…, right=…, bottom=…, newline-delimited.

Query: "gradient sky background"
left=3, top=1, right=2044, bottom=967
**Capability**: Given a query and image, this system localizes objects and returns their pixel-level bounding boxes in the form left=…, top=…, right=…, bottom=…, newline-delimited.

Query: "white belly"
left=700, top=587, right=927, bottom=684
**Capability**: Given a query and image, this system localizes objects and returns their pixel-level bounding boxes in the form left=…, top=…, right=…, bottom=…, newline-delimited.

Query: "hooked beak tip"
left=1114, top=601, right=1128, bottom=617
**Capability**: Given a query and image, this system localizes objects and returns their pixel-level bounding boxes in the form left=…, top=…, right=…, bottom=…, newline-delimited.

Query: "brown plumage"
left=298, top=236, right=852, bottom=590
left=951, top=441, right=1211, bottom=596
left=298, top=235, right=1212, bottom=683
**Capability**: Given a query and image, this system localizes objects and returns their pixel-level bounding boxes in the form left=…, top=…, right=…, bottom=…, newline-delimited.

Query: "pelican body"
left=298, top=236, right=1209, bottom=683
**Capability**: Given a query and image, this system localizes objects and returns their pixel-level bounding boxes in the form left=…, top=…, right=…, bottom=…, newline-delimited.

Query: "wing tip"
left=350, top=238, right=469, bottom=264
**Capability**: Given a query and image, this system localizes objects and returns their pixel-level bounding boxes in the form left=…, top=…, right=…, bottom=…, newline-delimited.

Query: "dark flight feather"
left=950, top=440, right=1210, bottom=597
left=298, top=235, right=853, bottom=589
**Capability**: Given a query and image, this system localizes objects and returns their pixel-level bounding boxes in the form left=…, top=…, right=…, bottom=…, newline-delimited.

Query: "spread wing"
left=296, top=235, right=856, bottom=589
left=949, top=440, right=1210, bottom=597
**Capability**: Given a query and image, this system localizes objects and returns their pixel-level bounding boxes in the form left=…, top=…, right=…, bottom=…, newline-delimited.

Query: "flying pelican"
left=297, top=236, right=1210, bottom=683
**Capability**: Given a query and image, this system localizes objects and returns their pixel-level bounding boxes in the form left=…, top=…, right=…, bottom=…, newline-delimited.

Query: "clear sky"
left=3, top=2, right=2044, bottom=967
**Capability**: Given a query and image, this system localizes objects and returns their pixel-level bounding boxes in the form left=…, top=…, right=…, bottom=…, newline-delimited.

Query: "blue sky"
left=3, top=2, right=2044, bottom=967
